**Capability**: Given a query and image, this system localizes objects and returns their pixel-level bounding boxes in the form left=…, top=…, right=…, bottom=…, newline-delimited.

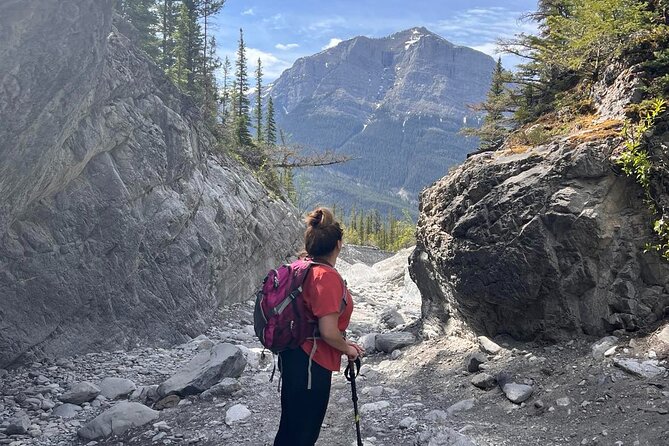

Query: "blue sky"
left=210, top=1, right=539, bottom=83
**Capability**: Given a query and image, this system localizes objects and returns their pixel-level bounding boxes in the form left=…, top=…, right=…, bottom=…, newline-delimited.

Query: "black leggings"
left=273, top=348, right=332, bottom=446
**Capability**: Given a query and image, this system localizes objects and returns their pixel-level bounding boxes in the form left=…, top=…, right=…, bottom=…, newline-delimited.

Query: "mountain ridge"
left=266, top=26, right=495, bottom=214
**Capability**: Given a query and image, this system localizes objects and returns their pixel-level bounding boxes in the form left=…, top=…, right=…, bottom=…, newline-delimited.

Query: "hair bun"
left=305, top=207, right=332, bottom=228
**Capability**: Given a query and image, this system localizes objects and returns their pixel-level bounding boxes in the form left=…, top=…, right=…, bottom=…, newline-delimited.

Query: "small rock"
left=425, top=410, right=448, bottom=423
left=52, top=403, right=82, bottom=419
left=428, top=427, right=476, bottom=446
left=154, top=395, right=180, bottom=410
left=99, top=378, right=136, bottom=400
left=375, top=332, right=416, bottom=353
left=613, top=358, right=665, bottom=379
left=446, top=399, right=475, bottom=416
left=153, top=421, right=172, bottom=431
left=502, top=383, right=534, bottom=404
left=379, top=308, right=405, bottom=329
left=200, top=378, right=241, bottom=401
left=471, top=373, right=496, bottom=390
left=591, top=336, right=618, bottom=359
left=362, top=386, right=384, bottom=398
left=360, top=401, right=390, bottom=413
left=225, top=404, right=251, bottom=425
left=391, top=349, right=403, bottom=360
left=358, top=334, right=378, bottom=354
left=604, top=346, right=617, bottom=357
left=464, top=352, right=487, bottom=373
left=5, top=412, right=30, bottom=435
left=556, top=397, right=570, bottom=407
left=478, top=336, right=502, bottom=355
left=78, top=402, right=159, bottom=440
left=152, top=432, right=167, bottom=442
left=399, top=417, right=417, bottom=429
left=59, top=382, right=101, bottom=405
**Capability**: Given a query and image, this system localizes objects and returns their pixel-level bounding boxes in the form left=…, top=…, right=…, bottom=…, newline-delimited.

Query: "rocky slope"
left=0, top=0, right=301, bottom=369
left=1, top=247, right=667, bottom=446
left=268, top=27, right=494, bottom=215
left=409, top=63, right=669, bottom=341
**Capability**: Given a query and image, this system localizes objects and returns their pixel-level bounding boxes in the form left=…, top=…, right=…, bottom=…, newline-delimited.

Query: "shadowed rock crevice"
left=0, top=0, right=301, bottom=368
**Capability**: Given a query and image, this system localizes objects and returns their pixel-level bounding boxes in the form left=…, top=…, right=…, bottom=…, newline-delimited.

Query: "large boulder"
left=157, top=343, right=246, bottom=397
left=0, top=0, right=301, bottom=368
left=78, top=402, right=159, bottom=440
left=410, top=138, right=669, bottom=340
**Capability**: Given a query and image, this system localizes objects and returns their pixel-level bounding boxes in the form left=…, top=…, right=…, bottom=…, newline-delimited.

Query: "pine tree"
left=220, top=56, right=232, bottom=125
left=255, top=58, right=264, bottom=144
left=234, top=28, right=253, bottom=147
left=200, top=0, right=225, bottom=113
left=172, top=0, right=204, bottom=98
left=116, top=0, right=160, bottom=60
left=157, top=0, right=179, bottom=70
left=265, top=96, right=277, bottom=145
left=203, top=36, right=221, bottom=126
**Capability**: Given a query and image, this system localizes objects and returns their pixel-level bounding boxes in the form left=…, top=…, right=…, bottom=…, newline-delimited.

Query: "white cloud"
left=246, top=47, right=293, bottom=80
left=242, top=8, right=255, bottom=16
left=471, top=42, right=501, bottom=57
left=275, top=43, right=300, bottom=51
left=322, top=38, right=343, bottom=50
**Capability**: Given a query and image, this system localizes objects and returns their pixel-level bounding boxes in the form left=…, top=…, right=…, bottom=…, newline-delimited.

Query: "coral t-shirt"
left=300, top=264, right=353, bottom=372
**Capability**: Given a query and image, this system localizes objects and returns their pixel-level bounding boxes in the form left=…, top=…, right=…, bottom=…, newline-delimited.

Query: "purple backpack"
left=253, top=258, right=317, bottom=353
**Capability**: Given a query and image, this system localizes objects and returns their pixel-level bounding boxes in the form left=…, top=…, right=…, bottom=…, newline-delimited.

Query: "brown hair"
left=303, top=207, right=343, bottom=258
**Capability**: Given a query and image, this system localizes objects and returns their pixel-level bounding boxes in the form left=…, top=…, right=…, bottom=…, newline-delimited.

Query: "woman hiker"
left=273, top=207, right=365, bottom=446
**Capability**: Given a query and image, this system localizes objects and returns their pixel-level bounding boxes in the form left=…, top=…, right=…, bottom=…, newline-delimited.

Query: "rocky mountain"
left=268, top=27, right=495, bottom=215
left=409, top=62, right=669, bottom=341
left=0, top=0, right=301, bottom=369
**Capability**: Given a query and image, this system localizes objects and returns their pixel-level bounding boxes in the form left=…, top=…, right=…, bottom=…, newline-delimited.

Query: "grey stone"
left=358, top=333, right=378, bottom=354
left=591, top=336, right=619, bottom=359
left=478, top=336, right=502, bottom=355
left=224, top=404, right=251, bottom=425
left=200, top=378, right=241, bottom=401
left=409, top=134, right=669, bottom=341
left=464, top=352, right=487, bottom=372
left=99, top=377, right=136, bottom=400
left=5, top=412, right=30, bottom=435
left=556, top=397, right=570, bottom=407
left=391, top=349, right=403, bottom=360
left=375, top=332, right=416, bottom=353
left=129, top=385, right=159, bottom=405
left=52, top=403, right=82, bottom=419
left=613, top=358, right=665, bottom=379
left=428, top=428, right=477, bottom=446
left=154, top=395, right=180, bottom=410
left=471, top=373, right=496, bottom=390
left=157, top=344, right=246, bottom=397
left=502, top=383, right=534, bottom=404
left=58, top=382, right=100, bottom=405
left=78, top=402, right=159, bottom=440
left=425, top=410, right=448, bottom=423
left=379, top=308, right=405, bottom=329
left=446, top=399, right=475, bottom=416
left=399, top=417, right=417, bottom=429
left=360, top=400, right=390, bottom=413
left=0, top=0, right=301, bottom=369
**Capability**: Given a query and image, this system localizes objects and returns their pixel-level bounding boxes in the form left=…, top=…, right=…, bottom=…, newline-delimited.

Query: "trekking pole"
left=344, top=358, right=363, bottom=446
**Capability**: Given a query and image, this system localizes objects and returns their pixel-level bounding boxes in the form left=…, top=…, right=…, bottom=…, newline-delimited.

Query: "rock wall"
left=0, top=0, right=301, bottom=368
left=410, top=136, right=669, bottom=341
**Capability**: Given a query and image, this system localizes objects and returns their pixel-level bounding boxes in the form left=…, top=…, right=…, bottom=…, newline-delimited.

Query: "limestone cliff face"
left=409, top=67, right=669, bottom=341
left=0, top=0, right=301, bottom=368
